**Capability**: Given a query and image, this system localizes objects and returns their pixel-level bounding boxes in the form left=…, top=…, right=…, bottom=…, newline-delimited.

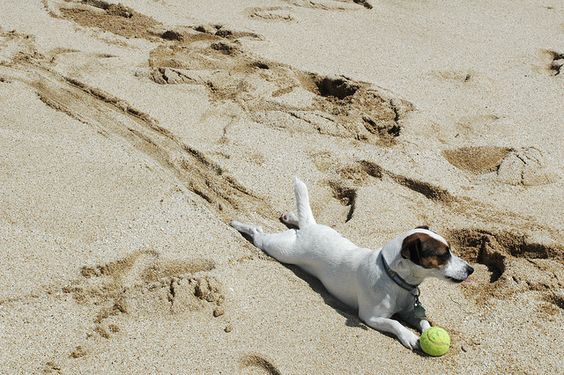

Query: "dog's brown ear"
left=401, top=234, right=423, bottom=265
left=416, top=225, right=429, bottom=230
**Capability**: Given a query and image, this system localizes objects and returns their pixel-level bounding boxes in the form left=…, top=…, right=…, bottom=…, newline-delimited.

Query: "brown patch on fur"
left=420, top=256, right=444, bottom=268
left=400, top=232, right=450, bottom=268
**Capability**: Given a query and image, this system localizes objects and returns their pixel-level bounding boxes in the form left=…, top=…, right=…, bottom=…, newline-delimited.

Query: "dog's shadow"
left=285, top=265, right=427, bottom=356
left=238, top=225, right=367, bottom=329
left=285, top=264, right=369, bottom=330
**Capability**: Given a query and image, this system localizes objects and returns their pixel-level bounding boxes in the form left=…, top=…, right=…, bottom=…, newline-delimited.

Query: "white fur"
left=231, top=177, right=473, bottom=350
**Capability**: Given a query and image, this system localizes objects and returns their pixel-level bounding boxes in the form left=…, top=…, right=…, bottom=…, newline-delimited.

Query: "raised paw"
left=280, top=212, right=299, bottom=227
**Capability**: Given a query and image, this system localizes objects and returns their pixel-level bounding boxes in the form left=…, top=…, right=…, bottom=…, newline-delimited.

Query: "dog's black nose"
left=466, top=265, right=475, bottom=275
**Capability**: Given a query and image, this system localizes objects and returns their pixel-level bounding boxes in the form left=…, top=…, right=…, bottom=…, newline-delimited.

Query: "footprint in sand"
left=284, top=0, right=372, bottom=11
left=433, top=70, right=474, bottom=83
left=496, top=147, right=557, bottom=186
left=537, top=49, right=563, bottom=76
left=247, top=7, right=296, bottom=22
left=49, top=1, right=410, bottom=147
left=42, top=361, right=62, bottom=374
left=148, top=27, right=413, bottom=146
left=455, top=114, right=500, bottom=136
left=61, top=250, right=224, bottom=359
left=443, top=146, right=557, bottom=186
left=240, top=354, right=282, bottom=375
left=442, top=146, right=511, bottom=174
left=46, top=0, right=162, bottom=41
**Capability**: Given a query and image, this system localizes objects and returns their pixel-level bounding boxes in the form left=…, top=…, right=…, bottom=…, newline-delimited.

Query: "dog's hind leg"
left=293, top=177, right=316, bottom=227
left=280, top=212, right=299, bottom=227
left=230, top=221, right=300, bottom=264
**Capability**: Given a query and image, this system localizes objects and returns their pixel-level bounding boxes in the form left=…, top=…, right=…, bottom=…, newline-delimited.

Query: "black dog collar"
left=379, top=251, right=420, bottom=297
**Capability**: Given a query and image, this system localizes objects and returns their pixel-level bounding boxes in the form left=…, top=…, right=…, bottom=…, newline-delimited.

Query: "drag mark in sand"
left=327, top=180, right=357, bottom=223
left=32, top=70, right=274, bottom=220
left=148, top=36, right=414, bottom=145
left=46, top=0, right=413, bottom=146
left=312, top=153, right=561, bottom=237
left=0, top=29, right=274, bottom=222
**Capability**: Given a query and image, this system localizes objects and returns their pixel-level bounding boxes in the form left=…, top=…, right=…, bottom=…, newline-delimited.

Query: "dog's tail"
left=293, top=177, right=316, bottom=227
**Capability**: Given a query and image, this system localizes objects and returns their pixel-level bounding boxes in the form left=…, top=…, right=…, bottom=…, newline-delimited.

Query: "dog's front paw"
left=398, top=331, right=420, bottom=350
left=420, top=320, right=431, bottom=333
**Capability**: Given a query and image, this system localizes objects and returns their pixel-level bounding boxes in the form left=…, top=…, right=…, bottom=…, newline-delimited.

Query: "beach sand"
left=0, top=1, right=562, bottom=373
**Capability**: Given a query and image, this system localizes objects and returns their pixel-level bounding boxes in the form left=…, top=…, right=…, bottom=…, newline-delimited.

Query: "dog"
left=230, top=177, right=474, bottom=350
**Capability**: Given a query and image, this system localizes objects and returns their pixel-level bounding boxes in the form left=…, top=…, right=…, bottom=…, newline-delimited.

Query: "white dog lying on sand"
left=231, top=177, right=474, bottom=349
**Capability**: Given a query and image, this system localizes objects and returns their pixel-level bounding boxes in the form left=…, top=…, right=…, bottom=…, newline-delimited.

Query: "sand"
left=0, top=0, right=562, bottom=374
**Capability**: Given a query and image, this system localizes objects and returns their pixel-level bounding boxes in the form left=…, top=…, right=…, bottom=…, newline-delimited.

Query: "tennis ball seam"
left=420, top=327, right=450, bottom=356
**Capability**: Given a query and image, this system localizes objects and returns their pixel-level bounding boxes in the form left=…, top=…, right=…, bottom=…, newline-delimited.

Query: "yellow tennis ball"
left=420, top=327, right=451, bottom=356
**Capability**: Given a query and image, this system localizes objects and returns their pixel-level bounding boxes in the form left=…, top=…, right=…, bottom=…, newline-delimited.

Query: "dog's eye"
left=437, top=252, right=451, bottom=264
left=421, top=251, right=451, bottom=268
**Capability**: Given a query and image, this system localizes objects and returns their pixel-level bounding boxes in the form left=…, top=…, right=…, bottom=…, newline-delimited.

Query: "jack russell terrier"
left=231, top=177, right=474, bottom=350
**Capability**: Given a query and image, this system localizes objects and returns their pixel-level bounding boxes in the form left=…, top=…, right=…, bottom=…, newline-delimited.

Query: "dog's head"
left=400, top=226, right=474, bottom=283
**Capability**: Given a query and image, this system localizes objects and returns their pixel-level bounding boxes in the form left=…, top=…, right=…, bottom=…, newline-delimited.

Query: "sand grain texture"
left=1, top=0, right=562, bottom=374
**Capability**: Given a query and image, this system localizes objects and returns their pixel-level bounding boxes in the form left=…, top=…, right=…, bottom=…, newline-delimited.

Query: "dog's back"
left=291, top=223, right=372, bottom=308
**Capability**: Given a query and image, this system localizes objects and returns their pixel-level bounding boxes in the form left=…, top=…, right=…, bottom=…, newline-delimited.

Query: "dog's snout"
left=466, top=265, right=474, bottom=276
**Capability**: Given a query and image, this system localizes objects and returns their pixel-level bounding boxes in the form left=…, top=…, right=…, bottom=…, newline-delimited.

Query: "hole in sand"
left=328, top=181, right=357, bottom=222
left=448, top=230, right=506, bottom=282
left=251, top=61, right=270, bottom=69
left=391, top=175, right=454, bottom=203
left=161, top=30, right=183, bottom=41
left=312, top=75, right=359, bottom=99
left=210, top=42, right=237, bottom=55
left=448, top=229, right=563, bottom=283
left=546, top=294, right=564, bottom=310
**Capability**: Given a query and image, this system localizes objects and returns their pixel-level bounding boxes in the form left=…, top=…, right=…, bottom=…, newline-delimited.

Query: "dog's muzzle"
left=447, top=265, right=474, bottom=283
